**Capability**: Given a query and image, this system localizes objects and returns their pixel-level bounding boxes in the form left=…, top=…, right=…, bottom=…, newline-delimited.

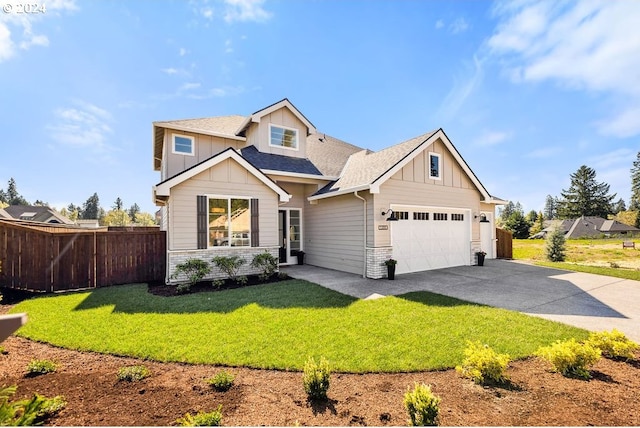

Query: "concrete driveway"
left=283, top=259, right=640, bottom=342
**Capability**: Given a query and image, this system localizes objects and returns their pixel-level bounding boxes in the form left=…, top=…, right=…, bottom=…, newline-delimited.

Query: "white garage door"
left=392, top=207, right=471, bottom=274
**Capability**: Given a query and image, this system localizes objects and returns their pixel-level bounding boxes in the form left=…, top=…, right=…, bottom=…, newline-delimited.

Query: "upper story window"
left=429, top=152, right=441, bottom=180
left=269, top=124, right=298, bottom=150
left=172, top=134, right=194, bottom=156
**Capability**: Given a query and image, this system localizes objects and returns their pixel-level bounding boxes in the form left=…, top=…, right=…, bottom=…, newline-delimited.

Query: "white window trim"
left=172, top=133, right=195, bottom=156
left=428, top=152, right=442, bottom=180
left=269, top=123, right=299, bottom=151
left=207, top=195, right=251, bottom=249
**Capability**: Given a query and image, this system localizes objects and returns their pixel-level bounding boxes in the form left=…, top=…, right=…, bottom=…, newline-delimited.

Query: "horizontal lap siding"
left=305, top=194, right=364, bottom=275
left=169, top=159, right=278, bottom=250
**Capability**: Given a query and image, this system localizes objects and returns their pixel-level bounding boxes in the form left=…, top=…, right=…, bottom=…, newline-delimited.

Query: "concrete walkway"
left=282, top=259, right=640, bottom=342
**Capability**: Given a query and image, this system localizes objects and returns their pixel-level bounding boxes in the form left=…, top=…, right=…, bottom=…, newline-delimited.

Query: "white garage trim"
left=390, top=205, right=472, bottom=274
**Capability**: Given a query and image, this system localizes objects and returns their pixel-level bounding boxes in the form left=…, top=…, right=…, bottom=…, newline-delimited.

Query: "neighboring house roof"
left=240, top=145, right=324, bottom=176
left=543, top=216, right=639, bottom=238
left=154, top=147, right=291, bottom=203
left=309, top=128, right=502, bottom=204
left=0, top=205, right=73, bottom=224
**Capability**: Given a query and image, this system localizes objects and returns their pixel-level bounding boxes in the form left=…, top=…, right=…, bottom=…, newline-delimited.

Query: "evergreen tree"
left=113, top=197, right=124, bottom=211
left=82, top=193, right=101, bottom=219
left=529, top=212, right=545, bottom=236
left=631, top=151, right=640, bottom=211
left=543, top=195, right=558, bottom=220
left=545, top=227, right=566, bottom=262
left=557, top=165, right=615, bottom=218
left=499, top=201, right=516, bottom=222
left=611, top=198, right=626, bottom=215
left=6, top=178, right=29, bottom=205
left=526, top=209, right=538, bottom=224
left=504, top=211, right=532, bottom=239
left=128, top=203, right=140, bottom=220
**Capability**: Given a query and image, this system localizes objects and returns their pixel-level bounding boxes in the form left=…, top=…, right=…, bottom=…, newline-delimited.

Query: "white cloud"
left=596, top=105, right=640, bottom=138
left=487, top=0, right=640, bottom=137
left=474, top=130, right=511, bottom=147
left=224, top=0, right=272, bottom=23
left=436, top=55, right=484, bottom=120
left=179, top=47, right=187, bottom=56
left=225, top=39, right=233, bottom=53
left=525, top=147, right=563, bottom=159
left=0, top=0, right=76, bottom=62
left=450, top=17, right=469, bottom=34
left=180, top=82, right=201, bottom=91
left=435, top=19, right=444, bottom=29
left=48, top=100, right=115, bottom=159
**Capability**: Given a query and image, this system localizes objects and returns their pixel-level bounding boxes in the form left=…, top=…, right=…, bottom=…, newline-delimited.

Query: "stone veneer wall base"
left=366, top=247, right=394, bottom=279
left=167, top=247, right=280, bottom=284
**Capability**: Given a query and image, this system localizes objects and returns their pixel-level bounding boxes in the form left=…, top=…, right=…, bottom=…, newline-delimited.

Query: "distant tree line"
left=498, top=152, right=640, bottom=237
left=0, top=178, right=156, bottom=226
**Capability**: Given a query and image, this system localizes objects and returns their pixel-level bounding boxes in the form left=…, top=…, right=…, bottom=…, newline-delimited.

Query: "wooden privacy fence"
left=0, top=220, right=165, bottom=292
left=496, top=227, right=513, bottom=259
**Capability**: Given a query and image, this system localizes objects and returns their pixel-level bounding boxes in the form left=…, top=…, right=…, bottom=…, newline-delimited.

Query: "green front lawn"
left=10, top=280, right=587, bottom=373
left=514, top=238, right=640, bottom=281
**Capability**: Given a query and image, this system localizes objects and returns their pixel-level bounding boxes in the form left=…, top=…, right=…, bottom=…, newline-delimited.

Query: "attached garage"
left=391, top=206, right=471, bottom=274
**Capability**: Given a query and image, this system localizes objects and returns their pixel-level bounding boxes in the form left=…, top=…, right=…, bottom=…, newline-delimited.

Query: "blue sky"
left=1, top=0, right=638, bottom=216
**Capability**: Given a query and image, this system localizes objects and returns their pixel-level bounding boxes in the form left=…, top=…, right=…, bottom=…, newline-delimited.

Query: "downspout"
left=353, top=191, right=367, bottom=278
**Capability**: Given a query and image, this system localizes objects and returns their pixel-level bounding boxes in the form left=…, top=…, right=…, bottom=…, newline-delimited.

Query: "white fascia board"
left=154, top=149, right=290, bottom=203
left=154, top=123, right=246, bottom=142
left=372, top=129, right=492, bottom=201
left=307, top=184, right=371, bottom=202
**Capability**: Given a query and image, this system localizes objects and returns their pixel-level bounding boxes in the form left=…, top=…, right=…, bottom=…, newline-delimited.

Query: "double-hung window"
left=208, top=198, right=250, bottom=247
left=429, top=152, right=441, bottom=180
left=269, top=124, right=298, bottom=150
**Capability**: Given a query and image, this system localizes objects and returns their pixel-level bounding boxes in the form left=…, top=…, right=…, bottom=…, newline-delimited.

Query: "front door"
left=278, top=210, right=287, bottom=263
left=278, top=209, right=302, bottom=264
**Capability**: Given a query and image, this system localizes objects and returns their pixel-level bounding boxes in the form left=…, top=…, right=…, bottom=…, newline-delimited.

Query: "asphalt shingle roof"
left=155, top=115, right=246, bottom=137
left=240, top=145, right=323, bottom=176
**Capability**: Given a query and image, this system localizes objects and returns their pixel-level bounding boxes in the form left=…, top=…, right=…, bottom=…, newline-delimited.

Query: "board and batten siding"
left=304, top=193, right=366, bottom=275
left=168, top=158, right=278, bottom=250
left=246, top=107, right=308, bottom=159
left=374, top=141, right=484, bottom=247
left=163, top=131, right=245, bottom=181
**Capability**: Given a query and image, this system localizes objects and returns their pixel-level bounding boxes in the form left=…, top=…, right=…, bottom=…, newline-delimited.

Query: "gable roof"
left=309, top=128, right=502, bottom=203
left=235, top=98, right=316, bottom=137
left=153, top=147, right=290, bottom=203
left=543, top=216, right=639, bottom=238
left=0, top=205, right=73, bottom=224
left=306, top=132, right=364, bottom=177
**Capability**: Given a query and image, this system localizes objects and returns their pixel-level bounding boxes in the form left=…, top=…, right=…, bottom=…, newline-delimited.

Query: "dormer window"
left=269, top=124, right=298, bottom=150
left=172, top=134, right=194, bottom=156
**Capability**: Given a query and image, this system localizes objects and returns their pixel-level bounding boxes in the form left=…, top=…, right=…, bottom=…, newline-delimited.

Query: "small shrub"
left=609, top=261, right=620, bottom=269
left=212, top=255, right=246, bottom=284
left=403, top=383, right=440, bottom=426
left=587, top=329, right=639, bottom=360
left=207, top=370, right=235, bottom=391
left=455, top=341, right=510, bottom=385
left=176, top=405, right=223, bottom=426
left=172, top=258, right=211, bottom=293
left=37, top=395, right=67, bottom=419
left=211, top=279, right=225, bottom=289
left=117, top=365, right=151, bottom=382
left=0, top=385, right=64, bottom=426
left=545, top=227, right=566, bottom=262
left=536, top=338, right=601, bottom=379
left=26, top=359, right=57, bottom=376
left=251, top=251, right=279, bottom=281
left=302, top=356, right=331, bottom=400
left=0, top=346, right=7, bottom=355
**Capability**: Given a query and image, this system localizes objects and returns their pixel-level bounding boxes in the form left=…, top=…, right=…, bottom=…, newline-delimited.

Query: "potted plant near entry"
left=476, top=250, right=486, bottom=266
left=295, top=250, right=305, bottom=265
left=384, top=258, right=397, bottom=280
